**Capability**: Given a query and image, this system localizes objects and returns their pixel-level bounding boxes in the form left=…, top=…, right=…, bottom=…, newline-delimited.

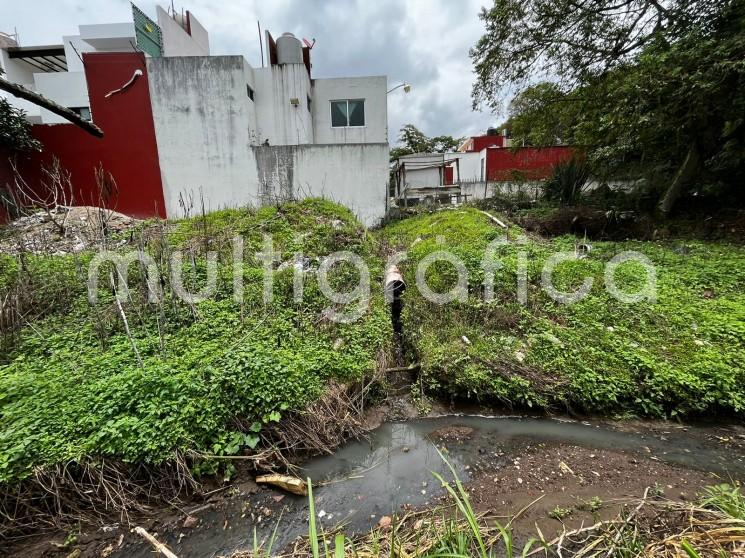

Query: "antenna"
left=258, top=21, right=264, bottom=68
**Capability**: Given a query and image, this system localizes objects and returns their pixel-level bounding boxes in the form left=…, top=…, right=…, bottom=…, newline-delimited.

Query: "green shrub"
left=543, top=158, right=589, bottom=205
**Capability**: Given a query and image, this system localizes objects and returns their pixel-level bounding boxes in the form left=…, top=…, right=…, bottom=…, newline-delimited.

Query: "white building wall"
left=242, top=60, right=259, bottom=144
left=33, top=71, right=89, bottom=123
left=273, top=64, right=313, bottom=145
left=253, top=67, right=276, bottom=144
left=312, top=76, right=387, bottom=144
left=78, top=22, right=136, bottom=50
left=254, top=144, right=389, bottom=226
left=398, top=153, right=474, bottom=189
left=157, top=6, right=210, bottom=57
left=0, top=49, right=34, bottom=85
left=252, top=63, right=313, bottom=145
left=453, top=152, right=481, bottom=182
left=0, top=50, right=41, bottom=120
left=147, top=54, right=388, bottom=225
left=147, top=55, right=259, bottom=217
left=185, top=12, right=209, bottom=55
left=399, top=154, right=444, bottom=188
left=63, top=35, right=95, bottom=72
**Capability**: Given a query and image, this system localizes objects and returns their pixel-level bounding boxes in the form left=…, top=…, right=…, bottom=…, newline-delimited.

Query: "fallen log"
left=0, top=77, right=104, bottom=138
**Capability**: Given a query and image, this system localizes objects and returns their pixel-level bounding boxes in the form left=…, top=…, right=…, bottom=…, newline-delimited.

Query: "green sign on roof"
left=132, top=3, right=162, bottom=58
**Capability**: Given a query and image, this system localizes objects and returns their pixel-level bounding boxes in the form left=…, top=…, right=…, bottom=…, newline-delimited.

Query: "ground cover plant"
left=1, top=198, right=744, bottom=538
left=0, top=199, right=392, bottom=532
left=380, top=207, right=745, bottom=417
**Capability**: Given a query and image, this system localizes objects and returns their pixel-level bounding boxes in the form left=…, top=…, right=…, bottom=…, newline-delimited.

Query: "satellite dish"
left=302, top=38, right=316, bottom=49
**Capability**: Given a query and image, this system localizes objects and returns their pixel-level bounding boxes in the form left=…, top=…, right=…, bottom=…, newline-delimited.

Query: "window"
left=330, top=99, right=364, bottom=127
left=307, top=95, right=312, bottom=112
left=246, top=85, right=255, bottom=101
left=69, top=107, right=92, bottom=122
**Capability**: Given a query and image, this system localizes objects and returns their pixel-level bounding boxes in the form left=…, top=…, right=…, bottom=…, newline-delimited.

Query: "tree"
left=504, top=82, right=578, bottom=147
left=390, top=124, right=462, bottom=161
left=471, top=0, right=745, bottom=214
left=0, top=98, right=41, bottom=153
left=471, top=0, right=723, bottom=111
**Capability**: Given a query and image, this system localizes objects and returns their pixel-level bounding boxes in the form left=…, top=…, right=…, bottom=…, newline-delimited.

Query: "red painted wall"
left=0, top=52, right=165, bottom=219
left=462, top=134, right=506, bottom=152
left=486, top=146, right=575, bottom=181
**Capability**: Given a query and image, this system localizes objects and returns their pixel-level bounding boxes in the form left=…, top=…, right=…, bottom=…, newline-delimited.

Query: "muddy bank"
left=466, top=442, right=716, bottom=535
left=8, top=414, right=742, bottom=558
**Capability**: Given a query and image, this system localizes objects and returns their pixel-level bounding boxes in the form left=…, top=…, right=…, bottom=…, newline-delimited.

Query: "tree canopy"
left=390, top=124, right=462, bottom=161
left=472, top=0, right=745, bottom=213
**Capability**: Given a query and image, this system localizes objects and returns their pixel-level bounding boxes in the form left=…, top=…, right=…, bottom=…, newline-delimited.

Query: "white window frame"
left=330, top=99, right=365, bottom=128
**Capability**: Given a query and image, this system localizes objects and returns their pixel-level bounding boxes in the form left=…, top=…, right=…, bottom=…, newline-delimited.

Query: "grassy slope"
left=381, top=207, right=745, bottom=417
left=0, top=200, right=390, bottom=484
left=1, top=201, right=744, bottom=487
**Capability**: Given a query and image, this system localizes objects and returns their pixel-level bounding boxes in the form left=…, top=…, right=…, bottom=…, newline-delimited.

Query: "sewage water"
left=117, top=415, right=745, bottom=558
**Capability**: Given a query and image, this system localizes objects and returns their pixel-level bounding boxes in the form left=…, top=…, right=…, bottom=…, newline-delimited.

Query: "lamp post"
left=387, top=83, right=412, bottom=94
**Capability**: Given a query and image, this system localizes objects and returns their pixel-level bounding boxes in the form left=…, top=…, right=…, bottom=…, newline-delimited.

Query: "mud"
left=4, top=414, right=743, bottom=558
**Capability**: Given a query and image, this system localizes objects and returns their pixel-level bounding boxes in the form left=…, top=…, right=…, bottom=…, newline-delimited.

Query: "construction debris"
left=0, top=206, right=138, bottom=255
left=479, top=210, right=508, bottom=229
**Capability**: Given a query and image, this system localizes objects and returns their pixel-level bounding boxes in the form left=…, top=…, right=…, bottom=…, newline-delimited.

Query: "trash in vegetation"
left=255, top=474, right=308, bottom=496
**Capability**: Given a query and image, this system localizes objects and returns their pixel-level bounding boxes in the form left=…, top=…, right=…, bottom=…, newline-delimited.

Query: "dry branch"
left=134, top=526, right=180, bottom=558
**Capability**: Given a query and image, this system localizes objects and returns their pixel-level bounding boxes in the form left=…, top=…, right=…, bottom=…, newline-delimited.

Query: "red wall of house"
left=0, top=52, right=165, bottom=220
left=460, top=134, right=506, bottom=152
left=486, top=146, right=575, bottom=181
left=469, top=135, right=506, bottom=152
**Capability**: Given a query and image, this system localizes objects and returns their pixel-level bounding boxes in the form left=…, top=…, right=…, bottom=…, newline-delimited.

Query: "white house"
left=0, top=5, right=389, bottom=226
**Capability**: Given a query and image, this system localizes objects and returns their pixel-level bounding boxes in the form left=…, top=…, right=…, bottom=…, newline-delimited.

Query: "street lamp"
left=387, top=83, right=412, bottom=94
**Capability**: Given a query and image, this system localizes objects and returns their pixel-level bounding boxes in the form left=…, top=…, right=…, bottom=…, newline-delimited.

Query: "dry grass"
left=539, top=490, right=745, bottom=558
left=225, top=487, right=745, bottom=558
left=263, top=507, right=508, bottom=558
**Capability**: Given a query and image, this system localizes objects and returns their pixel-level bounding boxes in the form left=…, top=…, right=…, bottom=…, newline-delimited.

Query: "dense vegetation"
left=0, top=97, right=41, bottom=153
left=0, top=198, right=743, bottom=499
left=472, top=0, right=745, bottom=214
left=382, top=207, right=745, bottom=417
left=0, top=200, right=391, bottom=485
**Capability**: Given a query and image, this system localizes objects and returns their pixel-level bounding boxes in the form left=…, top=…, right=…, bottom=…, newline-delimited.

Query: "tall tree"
left=471, top=0, right=723, bottom=111
left=471, top=0, right=745, bottom=214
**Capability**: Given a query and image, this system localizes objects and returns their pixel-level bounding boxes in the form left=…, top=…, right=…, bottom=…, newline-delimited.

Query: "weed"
left=543, top=157, right=589, bottom=206
left=548, top=506, right=573, bottom=521
left=700, top=483, right=745, bottom=520
left=0, top=199, right=393, bottom=536
left=578, top=495, right=604, bottom=513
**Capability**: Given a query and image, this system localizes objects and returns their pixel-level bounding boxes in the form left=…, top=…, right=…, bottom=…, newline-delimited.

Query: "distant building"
left=0, top=5, right=388, bottom=226
left=457, top=127, right=510, bottom=153
left=391, top=127, right=573, bottom=205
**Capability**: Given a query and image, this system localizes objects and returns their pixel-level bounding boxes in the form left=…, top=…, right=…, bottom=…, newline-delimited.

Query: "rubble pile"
left=0, top=206, right=139, bottom=255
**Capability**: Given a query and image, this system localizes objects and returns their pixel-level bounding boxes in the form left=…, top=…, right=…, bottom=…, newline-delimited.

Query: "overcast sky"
left=1, top=0, right=503, bottom=144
